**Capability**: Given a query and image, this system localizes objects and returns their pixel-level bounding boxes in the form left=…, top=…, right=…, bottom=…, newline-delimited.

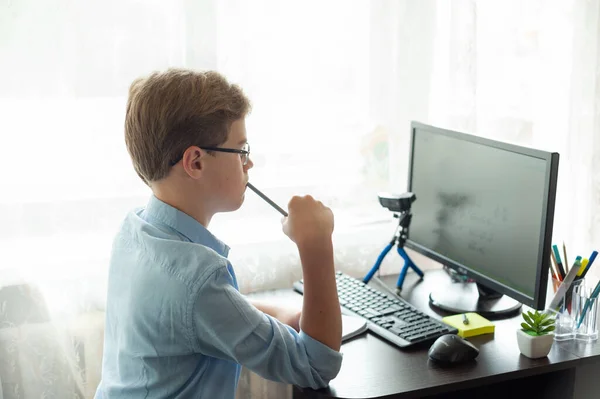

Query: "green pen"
left=553, top=245, right=566, bottom=279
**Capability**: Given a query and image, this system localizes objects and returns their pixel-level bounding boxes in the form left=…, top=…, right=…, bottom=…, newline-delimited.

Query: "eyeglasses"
left=170, top=143, right=250, bottom=166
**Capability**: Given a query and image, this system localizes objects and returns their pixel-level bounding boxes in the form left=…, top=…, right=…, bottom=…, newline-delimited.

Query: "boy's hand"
left=282, top=195, right=341, bottom=351
left=281, top=195, right=334, bottom=247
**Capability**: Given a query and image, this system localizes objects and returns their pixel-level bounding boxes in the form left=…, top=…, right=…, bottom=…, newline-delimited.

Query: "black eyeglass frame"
left=169, top=143, right=250, bottom=166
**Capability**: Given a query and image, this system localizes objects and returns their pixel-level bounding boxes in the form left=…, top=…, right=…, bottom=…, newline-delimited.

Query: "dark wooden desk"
left=255, top=269, right=600, bottom=399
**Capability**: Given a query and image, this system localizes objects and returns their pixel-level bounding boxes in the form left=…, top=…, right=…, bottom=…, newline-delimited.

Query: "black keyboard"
left=293, top=271, right=457, bottom=348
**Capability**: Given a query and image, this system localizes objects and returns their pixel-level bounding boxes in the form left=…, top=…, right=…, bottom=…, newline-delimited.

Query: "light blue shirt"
left=95, top=196, right=342, bottom=399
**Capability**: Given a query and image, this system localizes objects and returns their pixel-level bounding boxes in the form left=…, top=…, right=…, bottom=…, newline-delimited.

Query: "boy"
left=95, top=69, right=342, bottom=398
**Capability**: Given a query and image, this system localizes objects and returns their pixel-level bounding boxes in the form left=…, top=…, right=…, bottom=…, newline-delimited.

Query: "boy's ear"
left=181, top=146, right=204, bottom=179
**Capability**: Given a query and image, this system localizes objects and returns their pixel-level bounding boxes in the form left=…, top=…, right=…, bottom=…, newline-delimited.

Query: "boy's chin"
left=220, top=195, right=245, bottom=213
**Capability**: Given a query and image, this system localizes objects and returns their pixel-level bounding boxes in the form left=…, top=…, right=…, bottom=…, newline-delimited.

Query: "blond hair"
left=125, top=68, right=251, bottom=183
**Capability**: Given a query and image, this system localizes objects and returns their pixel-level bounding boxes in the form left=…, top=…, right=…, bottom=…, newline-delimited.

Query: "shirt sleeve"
left=190, top=264, right=343, bottom=389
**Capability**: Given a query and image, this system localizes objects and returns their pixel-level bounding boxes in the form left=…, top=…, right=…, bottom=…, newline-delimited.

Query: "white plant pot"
left=516, top=329, right=554, bottom=359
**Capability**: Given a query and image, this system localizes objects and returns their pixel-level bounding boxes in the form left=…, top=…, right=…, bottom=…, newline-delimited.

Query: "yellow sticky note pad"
left=442, top=312, right=495, bottom=338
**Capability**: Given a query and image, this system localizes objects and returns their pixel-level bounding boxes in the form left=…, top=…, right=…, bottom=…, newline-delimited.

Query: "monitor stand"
left=429, top=282, right=522, bottom=319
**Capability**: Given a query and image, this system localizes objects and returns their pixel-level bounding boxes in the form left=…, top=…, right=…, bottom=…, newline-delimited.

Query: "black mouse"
left=428, top=334, right=479, bottom=364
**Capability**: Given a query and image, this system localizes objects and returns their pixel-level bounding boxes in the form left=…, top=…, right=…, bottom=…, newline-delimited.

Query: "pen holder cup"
left=571, top=283, right=599, bottom=342
left=548, top=278, right=584, bottom=342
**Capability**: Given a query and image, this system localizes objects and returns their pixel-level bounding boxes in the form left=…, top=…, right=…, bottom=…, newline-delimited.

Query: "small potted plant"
left=516, top=310, right=556, bottom=359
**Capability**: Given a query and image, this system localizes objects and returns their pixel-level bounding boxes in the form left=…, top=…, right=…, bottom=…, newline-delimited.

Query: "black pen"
left=246, top=182, right=288, bottom=217
left=462, top=313, right=470, bottom=325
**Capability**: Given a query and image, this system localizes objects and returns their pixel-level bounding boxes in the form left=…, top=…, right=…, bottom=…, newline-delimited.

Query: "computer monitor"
left=405, top=122, right=559, bottom=318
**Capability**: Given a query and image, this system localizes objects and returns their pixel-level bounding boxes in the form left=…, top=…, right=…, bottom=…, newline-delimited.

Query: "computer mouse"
left=428, top=334, right=479, bottom=364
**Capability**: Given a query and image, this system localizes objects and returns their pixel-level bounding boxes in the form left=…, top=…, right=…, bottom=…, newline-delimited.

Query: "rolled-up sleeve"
left=190, top=264, right=343, bottom=389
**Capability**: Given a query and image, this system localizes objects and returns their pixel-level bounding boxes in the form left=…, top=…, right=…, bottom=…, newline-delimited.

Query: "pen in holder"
left=549, top=278, right=584, bottom=341
left=572, top=282, right=599, bottom=342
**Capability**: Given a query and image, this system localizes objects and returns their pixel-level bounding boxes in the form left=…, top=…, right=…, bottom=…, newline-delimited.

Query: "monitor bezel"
left=405, top=121, right=559, bottom=310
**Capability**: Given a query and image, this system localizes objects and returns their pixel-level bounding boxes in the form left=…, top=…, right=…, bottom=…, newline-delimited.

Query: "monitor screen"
left=406, top=122, right=559, bottom=310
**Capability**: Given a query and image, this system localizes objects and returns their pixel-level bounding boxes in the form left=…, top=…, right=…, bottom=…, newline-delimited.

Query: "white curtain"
left=426, top=0, right=600, bottom=270
left=1, top=1, right=599, bottom=398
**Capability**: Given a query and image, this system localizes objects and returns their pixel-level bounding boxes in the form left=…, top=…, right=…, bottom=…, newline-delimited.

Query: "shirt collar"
left=142, top=195, right=230, bottom=257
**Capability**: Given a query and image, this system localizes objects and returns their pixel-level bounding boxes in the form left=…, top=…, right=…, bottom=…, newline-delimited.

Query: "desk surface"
left=253, top=268, right=600, bottom=399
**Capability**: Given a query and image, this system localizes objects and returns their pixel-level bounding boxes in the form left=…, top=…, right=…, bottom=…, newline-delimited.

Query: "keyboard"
left=293, top=271, right=457, bottom=348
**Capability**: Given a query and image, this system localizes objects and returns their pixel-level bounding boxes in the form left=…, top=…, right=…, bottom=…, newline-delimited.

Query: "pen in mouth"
left=246, top=182, right=288, bottom=217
